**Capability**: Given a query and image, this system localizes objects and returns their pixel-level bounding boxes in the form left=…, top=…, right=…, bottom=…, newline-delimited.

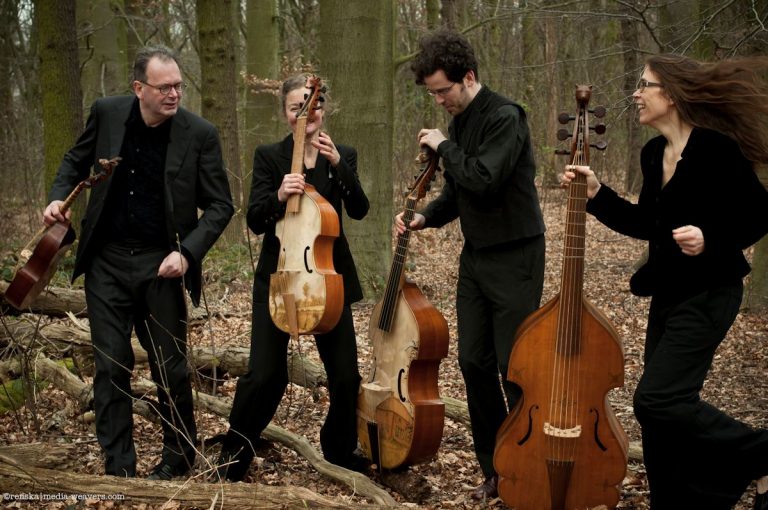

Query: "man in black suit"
left=396, top=30, right=545, bottom=500
left=44, top=45, right=233, bottom=480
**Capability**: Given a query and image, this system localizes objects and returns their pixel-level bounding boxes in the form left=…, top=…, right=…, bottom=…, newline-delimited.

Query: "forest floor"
left=1, top=189, right=767, bottom=509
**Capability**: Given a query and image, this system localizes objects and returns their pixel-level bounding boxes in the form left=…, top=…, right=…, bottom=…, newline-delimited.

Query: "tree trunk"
left=35, top=0, right=83, bottom=192
left=317, top=0, right=394, bottom=300
left=197, top=0, right=244, bottom=244
left=621, top=6, right=643, bottom=194
left=244, top=0, right=280, bottom=185
left=77, top=0, right=129, bottom=108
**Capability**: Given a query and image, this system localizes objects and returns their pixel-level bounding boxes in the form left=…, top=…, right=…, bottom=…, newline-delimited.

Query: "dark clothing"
left=424, top=86, right=545, bottom=248
left=586, top=127, right=768, bottom=508
left=48, top=95, right=233, bottom=476
left=220, top=135, right=368, bottom=479
left=587, top=128, right=768, bottom=303
left=421, top=85, right=546, bottom=477
left=100, top=99, right=170, bottom=246
left=85, top=243, right=194, bottom=476
left=457, top=234, right=545, bottom=475
left=49, top=96, right=234, bottom=306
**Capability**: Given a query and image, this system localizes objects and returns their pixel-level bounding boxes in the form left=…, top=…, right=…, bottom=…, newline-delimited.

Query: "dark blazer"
left=246, top=134, right=369, bottom=305
left=48, top=95, right=234, bottom=306
left=587, top=127, right=768, bottom=302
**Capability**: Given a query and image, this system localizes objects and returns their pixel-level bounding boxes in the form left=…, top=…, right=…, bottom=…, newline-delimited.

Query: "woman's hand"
left=672, top=225, right=705, bottom=256
left=562, top=165, right=601, bottom=199
left=395, top=211, right=425, bottom=236
left=278, top=173, right=305, bottom=202
left=311, top=131, right=340, bottom=167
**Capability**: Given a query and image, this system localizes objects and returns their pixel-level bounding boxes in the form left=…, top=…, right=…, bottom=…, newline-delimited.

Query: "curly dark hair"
left=411, top=30, right=479, bottom=85
left=647, top=53, right=768, bottom=165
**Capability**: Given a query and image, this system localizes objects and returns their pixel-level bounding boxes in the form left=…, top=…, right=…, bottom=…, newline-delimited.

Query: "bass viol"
left=357, top=148, right=449, bottom=469
left=493, top=85, right=628, bottom=509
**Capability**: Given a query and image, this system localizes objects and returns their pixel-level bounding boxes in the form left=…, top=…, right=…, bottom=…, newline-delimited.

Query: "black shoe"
left=214, top=448, right=253, bottom=482
left=327, top=452, right=372, bottom=473
left=471, top=474, right=499, bottom=501
left=756, top=491, right=768, bottom=510
left=146, top=462, right=190, bottom=481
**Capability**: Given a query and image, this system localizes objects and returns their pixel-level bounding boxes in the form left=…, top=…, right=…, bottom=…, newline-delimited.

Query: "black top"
left=246, top=134, right=369, bottom=304
left=587, top=127, right=768, bottom=303
left=421, top=85, right=545, bottom=249
left=99, top=98, right=170, bottom=246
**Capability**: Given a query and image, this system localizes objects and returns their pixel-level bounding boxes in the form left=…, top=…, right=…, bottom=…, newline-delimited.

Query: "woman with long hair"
left=563, top=54, right=768, bottom=509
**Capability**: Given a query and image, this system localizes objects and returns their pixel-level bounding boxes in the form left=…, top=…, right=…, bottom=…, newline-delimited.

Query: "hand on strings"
left=672, top=225, right=705, bottom=256
left=158, top=250, right=189, bottom=278
left=562, top=165, right=601, bottom=199
left=278, top=173, right=306, bottom=202
left=311, top=131, right=340, bottom=167
left=43, top=200, right=71, bottom=226
left=395, top=211, right=425, bottom=236
left=418, top=128, right=447, bottom=151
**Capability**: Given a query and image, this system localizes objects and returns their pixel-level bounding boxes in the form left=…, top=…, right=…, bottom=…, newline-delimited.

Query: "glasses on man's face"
left=636, top=78, right=664, bottom=92
left=426, top=82, right=458, bottom=97
left=140, top=81, right=185, bottom=95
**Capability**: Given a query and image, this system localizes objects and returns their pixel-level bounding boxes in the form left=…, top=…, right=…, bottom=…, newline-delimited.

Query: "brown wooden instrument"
left=493, top=85, right=627, bottom=509
left=357, top=148, right=449, bottom=469
left=5, top=157, right=120, bottom=310
left=269, top=76, right=343, bottom=337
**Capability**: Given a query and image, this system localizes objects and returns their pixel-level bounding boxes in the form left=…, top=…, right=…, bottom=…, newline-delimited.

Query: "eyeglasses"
left=636, top=78, right=664, bottom=92
left=426, top=82, right=458, bottom=97
left=140, top=81, right=186, bottom=95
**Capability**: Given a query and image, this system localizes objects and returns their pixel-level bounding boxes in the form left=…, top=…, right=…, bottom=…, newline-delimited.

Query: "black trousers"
left=85, top=242, right=196, bottom=477
left=222, top=300, right=361, bottom=478
left=634, top=282, right=768, bottom=509
left=456, top=235, right=545, bottom=478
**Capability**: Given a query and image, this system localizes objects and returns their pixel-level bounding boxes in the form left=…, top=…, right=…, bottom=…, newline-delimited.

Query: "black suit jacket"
left=49, top=95, right=234, bottom=306
left=246, top=134, right=369, bottom=305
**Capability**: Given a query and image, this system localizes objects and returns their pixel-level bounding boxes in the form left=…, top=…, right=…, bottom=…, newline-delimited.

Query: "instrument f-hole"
left=303, top=246, right=313, bottom=273
left=397, top=369, right=406, bottom=401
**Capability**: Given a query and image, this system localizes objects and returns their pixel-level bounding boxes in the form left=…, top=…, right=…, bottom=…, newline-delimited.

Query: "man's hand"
left=158, top=251, right=189, bottom=278
left=672, top=225, right=705, bottom=256
left=418, top=128, right=447, bottom=151
left=43, top=200, right=71, bottom=226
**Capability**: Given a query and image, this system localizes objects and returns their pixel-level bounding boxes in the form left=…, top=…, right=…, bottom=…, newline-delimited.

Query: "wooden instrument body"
left=493, top=85, right=627, bottom=509
left=357, top=280, right=449, bottom=468
left=494, top=295, right=628, bottom=510
left=268, top=76, right=343, bottom=336
left=6, top=222, right=76, bottom=309
left=6, top=157, right=119, bottom=310
left=269, top=184, right=343, bottom=335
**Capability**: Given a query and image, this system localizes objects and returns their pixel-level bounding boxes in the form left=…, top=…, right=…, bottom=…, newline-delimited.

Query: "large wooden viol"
left=269, top=76, right=343, bottom=337
left=5, top=157, right=120, bottom=310
left=493, top=85, right=628, bottom=510
left=357, top=148, right=449, bottom=469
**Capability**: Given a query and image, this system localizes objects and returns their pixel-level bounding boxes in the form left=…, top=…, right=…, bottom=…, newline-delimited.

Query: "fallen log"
left=0, top=281, right=87, bottom=318
left=0, top=448, right=367, bottom=509
left=0, top=321, right=326, bottom=388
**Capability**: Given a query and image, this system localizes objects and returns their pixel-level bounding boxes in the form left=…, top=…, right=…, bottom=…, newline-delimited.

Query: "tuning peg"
left=557, top=128, right=570, bottom=141
left=425, top=183, right=432, bottom=192
left=317, top=96, right=326, bottom=102
left=558, top=112, right=573, bottom=124
left=303, top=93, right=309, bottom=100
left=591, top=123, right=606, bottom=135
left=590, top=141, right=608, bottom=151
left=555, top=149, right=571, bottom=156
left=591, top=105, right=606, bottom=118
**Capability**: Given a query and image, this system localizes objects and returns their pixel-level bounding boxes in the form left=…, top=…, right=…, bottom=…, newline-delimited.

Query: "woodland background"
left=0, top=0, right=767, bottom=509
